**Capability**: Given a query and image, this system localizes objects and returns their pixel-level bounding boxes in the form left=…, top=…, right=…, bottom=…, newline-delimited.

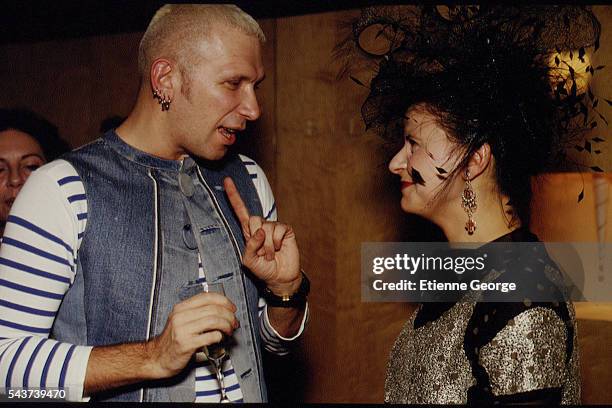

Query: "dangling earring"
left=161, top=95, right=171, bottom=111
left=461, top=170, right=477, bottom=235
left=152, top=89, right=172, bottom=111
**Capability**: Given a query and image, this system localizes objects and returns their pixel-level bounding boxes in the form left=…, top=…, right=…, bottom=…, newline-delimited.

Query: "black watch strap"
left=263, top=271, right=310, bottom=308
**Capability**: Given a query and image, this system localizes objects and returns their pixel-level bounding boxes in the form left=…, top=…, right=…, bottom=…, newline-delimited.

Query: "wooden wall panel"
left=0, top=33, right=141, bottom=148
left=332, top=12, right=417, bottom=402
left=275, top=11, right=340, bottom=401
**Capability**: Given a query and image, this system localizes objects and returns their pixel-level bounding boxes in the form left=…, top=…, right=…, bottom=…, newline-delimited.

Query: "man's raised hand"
left=223, top=177, right=301, bottom=294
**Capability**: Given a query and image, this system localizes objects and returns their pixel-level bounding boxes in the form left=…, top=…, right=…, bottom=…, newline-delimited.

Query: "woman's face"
left=388, top=106, right=462, bottom=218
left=0, top=129, right=46, bottom=224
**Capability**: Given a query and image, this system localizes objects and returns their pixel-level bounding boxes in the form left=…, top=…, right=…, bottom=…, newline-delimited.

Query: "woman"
left=338, top=5, right=603, bottom=404
left=0, top=108, right=70, bottom=236
left=384, top=104, right=580, bottom=405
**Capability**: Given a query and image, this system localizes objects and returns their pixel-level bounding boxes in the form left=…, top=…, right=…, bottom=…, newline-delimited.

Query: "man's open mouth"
left=219, top=127, right=238, bottom=144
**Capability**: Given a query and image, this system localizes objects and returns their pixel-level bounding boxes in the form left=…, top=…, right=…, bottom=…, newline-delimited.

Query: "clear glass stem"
left=210, top=356, right=230, bottom=403
left=201, top=283, right=231, bottom=402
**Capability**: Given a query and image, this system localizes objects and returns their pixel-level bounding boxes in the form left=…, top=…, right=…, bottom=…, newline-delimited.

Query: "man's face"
left=171, top=26, right=265, bottom=160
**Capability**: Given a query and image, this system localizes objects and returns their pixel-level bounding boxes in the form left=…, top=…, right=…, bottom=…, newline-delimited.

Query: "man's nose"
left=239, top=88, right=261, bottom=121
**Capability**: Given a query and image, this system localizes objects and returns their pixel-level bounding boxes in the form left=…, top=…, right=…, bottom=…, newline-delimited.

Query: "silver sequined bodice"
left=384, top=301, right=580, bottom=404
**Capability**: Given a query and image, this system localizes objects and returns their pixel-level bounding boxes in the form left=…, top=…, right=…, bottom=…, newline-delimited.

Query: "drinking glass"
left=198, top=282, right=231, bottom=403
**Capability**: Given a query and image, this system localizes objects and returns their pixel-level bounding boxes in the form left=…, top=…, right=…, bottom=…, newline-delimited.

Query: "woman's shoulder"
left=463, top=301, right=575, bottom=398
left=467, top=301, right=574, bottom=348
left=479, top=304, right=570, bottom=350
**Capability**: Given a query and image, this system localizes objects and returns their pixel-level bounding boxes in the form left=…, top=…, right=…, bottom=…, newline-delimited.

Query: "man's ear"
left=149, top=58, right=174, bottom=100
left=465, top=143, right=492, bottom=179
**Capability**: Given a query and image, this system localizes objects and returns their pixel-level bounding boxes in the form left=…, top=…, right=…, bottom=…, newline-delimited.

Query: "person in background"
left=0, top=108, right=70, bottom=236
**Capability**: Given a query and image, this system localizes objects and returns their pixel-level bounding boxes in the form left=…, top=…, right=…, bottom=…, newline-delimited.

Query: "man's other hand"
left=147, top=292, right=239, bottom=378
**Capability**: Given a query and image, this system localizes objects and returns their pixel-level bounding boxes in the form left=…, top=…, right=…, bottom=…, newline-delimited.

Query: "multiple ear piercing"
left=153, top=89, right=172, bottom=111
left=461, top=170, right=477, bottom=235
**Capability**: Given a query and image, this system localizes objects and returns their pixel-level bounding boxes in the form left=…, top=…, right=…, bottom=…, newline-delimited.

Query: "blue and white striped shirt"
left=0, top=155, right=307, bottom=402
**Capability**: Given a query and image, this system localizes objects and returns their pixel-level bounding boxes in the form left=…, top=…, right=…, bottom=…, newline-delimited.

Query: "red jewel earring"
left=461, top=170, right=477, bottom=235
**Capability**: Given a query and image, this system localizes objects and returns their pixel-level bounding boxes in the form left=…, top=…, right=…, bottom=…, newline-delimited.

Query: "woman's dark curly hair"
left=336, top=5, right=603, bottom=227
left=0, top=108, right=71, bottom=161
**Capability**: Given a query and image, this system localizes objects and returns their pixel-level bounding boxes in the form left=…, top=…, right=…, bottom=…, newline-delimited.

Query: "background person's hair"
left=0, top=108, right=71, bottom=161
left=336, top=6, right=603, bottom=227
left=138, top=4, right=266, bottom=96
left=99, top=115, right=125, bottom=133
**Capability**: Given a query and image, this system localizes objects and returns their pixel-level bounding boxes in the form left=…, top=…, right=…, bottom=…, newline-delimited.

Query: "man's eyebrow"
left=255, top=74, right=266, bottom=85
left=226, top=74, right=266, bottom=85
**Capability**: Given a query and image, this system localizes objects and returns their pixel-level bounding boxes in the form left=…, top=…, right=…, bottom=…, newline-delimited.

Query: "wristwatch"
left=262, top=271, right=310, bottom=308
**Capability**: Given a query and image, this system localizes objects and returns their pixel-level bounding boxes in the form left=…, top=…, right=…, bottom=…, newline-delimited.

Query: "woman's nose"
left=8, top=166, right=26, bottom=188
left=388, top=148, right=408, bottom=175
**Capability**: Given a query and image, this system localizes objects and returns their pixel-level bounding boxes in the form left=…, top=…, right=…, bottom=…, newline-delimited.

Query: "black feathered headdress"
left=336, top=6, right=606, bottom=221
left=336, top=5, right=604, bottom=167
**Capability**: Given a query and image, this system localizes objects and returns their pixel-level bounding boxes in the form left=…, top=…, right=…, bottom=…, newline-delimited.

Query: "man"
left=0, top=4, right=308, bottom=402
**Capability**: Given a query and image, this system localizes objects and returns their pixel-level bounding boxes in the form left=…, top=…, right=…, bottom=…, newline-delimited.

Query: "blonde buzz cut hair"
left=138, top=4, right=265, bottom=79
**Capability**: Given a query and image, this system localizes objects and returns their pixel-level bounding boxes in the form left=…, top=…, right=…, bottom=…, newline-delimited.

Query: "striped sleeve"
left=239, top=155, right=308, bottom=355
left=239, top=155, right=277, bottom=222
left=259, top=301, right=309, bottom=355
left=0, top=160, right=91, bottom=401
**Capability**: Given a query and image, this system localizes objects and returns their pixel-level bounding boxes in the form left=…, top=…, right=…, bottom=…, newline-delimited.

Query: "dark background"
left=0, top=0, right=393, bottom=45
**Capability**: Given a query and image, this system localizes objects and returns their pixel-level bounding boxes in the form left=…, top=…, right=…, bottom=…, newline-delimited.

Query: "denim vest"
left=52, top=131, right=267, bottom=402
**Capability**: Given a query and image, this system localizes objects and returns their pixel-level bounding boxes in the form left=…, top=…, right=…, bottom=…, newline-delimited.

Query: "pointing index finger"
left=224, top=177, right=251, bottom=236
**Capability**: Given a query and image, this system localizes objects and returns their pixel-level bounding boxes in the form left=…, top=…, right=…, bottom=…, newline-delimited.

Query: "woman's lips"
left=401, top=181, right=414, bottom=190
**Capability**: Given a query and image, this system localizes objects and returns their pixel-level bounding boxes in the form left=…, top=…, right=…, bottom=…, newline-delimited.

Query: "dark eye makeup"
left=411, top=168, right=426, bottom=186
